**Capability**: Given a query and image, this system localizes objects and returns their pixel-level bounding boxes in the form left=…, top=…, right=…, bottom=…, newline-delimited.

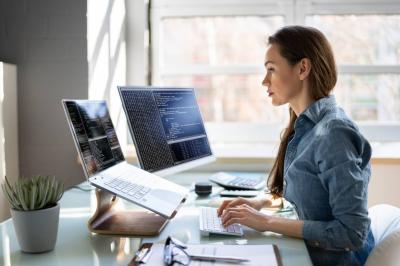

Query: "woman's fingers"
left=222, top=212, right=244, bottom=226
left=223, top=217, right=245, bottom=227
left=217, top=200, right=235, bottom=216
left=221, top=206, right=249, bottom=225
left=221, top=209, right=242, bottom=223
left=217, top=198, right=246, bottom=216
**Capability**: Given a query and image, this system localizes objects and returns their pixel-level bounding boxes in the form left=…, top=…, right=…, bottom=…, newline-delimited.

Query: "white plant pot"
left=10, top=203, right=60, bottom=253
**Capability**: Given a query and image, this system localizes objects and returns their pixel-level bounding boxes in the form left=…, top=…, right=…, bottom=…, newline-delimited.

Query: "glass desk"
left=0, top=172, right=312, bottom=265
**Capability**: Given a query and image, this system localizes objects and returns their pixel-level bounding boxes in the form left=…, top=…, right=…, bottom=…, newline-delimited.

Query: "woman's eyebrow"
left=264, top=61, right=275, bottom=66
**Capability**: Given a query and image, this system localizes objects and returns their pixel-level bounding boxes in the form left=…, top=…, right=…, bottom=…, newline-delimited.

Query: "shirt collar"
left=299, top=95, right=337, bottom=125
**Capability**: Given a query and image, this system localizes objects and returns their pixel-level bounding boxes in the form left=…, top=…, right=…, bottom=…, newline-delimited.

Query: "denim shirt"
left=283, top=95, right=375, bottom=266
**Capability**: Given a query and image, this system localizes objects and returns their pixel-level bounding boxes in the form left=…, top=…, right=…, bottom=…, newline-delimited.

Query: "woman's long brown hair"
left=267, top=26, right=337, bottom=197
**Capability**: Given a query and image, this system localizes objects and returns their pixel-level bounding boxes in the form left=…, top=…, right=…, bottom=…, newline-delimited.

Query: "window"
left=160, top=16, right=285, bottom=123
left=306, top=14, right=400, bottom=124
left=148, top=0, right=400, bottom=143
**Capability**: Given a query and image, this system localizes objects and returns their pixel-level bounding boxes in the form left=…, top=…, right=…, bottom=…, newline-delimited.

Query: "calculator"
left=209, top=172, right=265, bottom=190
left=220, top=190, right=260, bottom=197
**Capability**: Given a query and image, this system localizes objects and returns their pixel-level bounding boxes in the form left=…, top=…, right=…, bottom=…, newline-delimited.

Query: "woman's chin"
left=271, top=99, right=284, bottom=106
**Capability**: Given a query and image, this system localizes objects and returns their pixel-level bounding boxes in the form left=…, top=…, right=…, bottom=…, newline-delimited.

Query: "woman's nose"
left=262, top=74, right=270, bottom=87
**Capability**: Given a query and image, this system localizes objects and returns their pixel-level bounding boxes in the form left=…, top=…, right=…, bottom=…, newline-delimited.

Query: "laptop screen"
left=63, top=100, right=124, bottom=177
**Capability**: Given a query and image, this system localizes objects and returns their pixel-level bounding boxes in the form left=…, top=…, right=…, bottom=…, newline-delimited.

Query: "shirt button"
left=314, top=241, right=319, bottom=247
left=345, top=247, right=350, bottom=251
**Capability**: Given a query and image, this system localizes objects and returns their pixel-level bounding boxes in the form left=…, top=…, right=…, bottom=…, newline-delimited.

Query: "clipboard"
left=129, top=242, right=283, bottom=266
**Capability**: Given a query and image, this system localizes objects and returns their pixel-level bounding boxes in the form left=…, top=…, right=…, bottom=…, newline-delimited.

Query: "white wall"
left=0, top=0, right=88, bottom=192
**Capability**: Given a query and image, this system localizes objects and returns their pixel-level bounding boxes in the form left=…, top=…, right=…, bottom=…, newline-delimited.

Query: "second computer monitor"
left=118, top=86, right=215, bottom=176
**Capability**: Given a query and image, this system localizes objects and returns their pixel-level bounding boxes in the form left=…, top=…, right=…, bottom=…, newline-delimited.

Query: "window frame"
left=148, top=0, right=400, bottom=143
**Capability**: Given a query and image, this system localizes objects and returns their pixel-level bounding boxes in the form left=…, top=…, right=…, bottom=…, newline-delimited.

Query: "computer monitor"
left=118, top=86, right=215, bottom=176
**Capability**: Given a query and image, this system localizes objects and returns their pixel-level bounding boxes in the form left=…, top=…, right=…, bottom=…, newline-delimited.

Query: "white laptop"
left=62, top=99, right=188, bottom=218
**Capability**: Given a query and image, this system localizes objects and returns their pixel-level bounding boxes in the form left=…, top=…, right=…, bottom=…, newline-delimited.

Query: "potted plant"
left=1, top=175, right=64, bottom=253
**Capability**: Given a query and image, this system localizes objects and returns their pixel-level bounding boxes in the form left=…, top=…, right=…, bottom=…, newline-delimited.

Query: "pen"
left=141, top=248, right=153, bottom=264
left=135, top=247, right=152, bottom=263
left=189, top=254, right=250, bottom=263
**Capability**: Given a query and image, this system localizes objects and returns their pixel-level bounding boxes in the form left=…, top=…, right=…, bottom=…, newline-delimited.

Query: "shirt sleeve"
left=302, top=120, right=372, bottom=251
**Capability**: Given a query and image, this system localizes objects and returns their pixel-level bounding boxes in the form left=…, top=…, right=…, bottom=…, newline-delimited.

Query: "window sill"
left=369, top=142, right=400, bottom=164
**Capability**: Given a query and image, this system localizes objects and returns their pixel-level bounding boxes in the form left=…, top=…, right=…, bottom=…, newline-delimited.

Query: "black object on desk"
left=194, top=182, right=212, bottom=196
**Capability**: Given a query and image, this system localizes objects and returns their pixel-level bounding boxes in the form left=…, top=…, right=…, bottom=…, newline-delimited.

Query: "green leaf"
left=30, top=185, right=37, bottom=210
left=23, top=184, right=30, bottom=209
left=16, top=183, right=28, bottom=211
left=5, top=177, right=18, bottom=202
left=38, top=178, right=50, bottom=209
left=2, top=184, right=19, bottom=210
left=6, top=184, right=21, bottom=210
left=37, top=179, right=44, bottom=206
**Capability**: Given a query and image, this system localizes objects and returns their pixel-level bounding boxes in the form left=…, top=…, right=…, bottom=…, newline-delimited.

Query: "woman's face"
left=262, top=44, right=302, bottom=106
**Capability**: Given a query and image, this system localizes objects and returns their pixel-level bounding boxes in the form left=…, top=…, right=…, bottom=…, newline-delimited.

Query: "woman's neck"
left=289, top=85, right=314, bottom=116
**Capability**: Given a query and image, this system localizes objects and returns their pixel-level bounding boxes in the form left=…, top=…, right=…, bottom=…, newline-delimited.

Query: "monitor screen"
left=118, top=86, right=214, bottom=176
left=63, top=100, right=124, bottom=177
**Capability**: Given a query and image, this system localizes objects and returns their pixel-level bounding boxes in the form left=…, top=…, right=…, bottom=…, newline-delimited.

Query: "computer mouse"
left=194, top=182, right=212, bottom=196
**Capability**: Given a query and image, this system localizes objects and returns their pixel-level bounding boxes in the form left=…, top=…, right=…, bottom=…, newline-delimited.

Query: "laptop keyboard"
left=105, top=178, right=151, bottom=199
left=199, top=207, right=243, bottom=236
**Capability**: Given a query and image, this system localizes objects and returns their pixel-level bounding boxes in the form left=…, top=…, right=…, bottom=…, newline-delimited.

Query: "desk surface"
left=0, top=172, right=312, bottom=266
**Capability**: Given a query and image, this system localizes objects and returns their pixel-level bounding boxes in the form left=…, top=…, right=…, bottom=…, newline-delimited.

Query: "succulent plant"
left=1, top=176, right=64, bottom=211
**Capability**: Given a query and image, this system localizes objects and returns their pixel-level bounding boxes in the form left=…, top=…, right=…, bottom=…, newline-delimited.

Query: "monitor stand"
left=88, top=189, right=169, bottom=236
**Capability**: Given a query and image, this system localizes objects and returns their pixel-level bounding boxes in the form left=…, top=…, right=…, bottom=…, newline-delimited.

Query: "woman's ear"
left=298, top=58, right=311, bottom=81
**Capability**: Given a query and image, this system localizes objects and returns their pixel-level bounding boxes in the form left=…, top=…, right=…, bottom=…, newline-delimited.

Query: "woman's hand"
left=220, top=204, right=271, bottom=232
left=217, top=197, right=265, bottom=216
left=217, top=194, right=281, bottom=217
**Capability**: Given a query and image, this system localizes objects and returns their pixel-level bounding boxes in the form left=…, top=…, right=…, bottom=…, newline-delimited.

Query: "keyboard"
left=199, top=207, right=243, bottom=236
left=104, top=178, right=151, bottom=200
left=209, top=172, right=265, bottom=190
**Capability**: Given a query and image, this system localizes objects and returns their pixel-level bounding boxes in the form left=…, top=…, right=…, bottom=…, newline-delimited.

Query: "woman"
left=218, top=26, right=375, bottom=266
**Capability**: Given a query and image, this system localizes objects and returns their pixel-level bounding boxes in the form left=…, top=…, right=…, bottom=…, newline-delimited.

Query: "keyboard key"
left=126, top=184, right=138, bottom=192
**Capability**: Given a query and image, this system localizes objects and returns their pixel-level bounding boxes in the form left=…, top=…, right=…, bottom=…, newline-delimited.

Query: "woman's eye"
left=267, top=68, right=275, bottom=72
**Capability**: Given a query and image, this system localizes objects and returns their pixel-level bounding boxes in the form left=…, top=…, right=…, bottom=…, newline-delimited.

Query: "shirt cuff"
left=303, top=220, right=324, bottom=248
